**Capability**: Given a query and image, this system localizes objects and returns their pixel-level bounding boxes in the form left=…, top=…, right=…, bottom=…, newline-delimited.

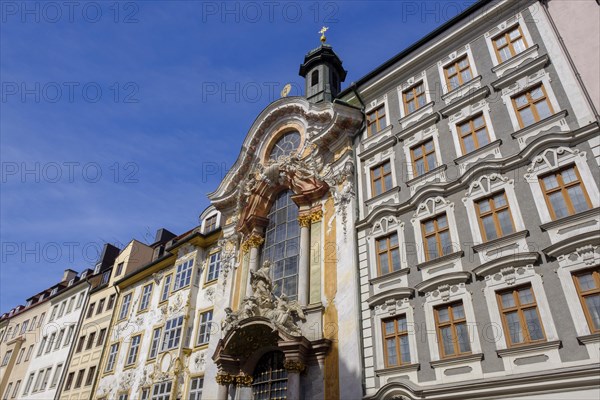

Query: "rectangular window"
left=76, top=336, right=86, bottom=353
left=38, top=312, right=46, bottom=326
left=204, top=215, right=218, bottom=233
left=126, top=335, right=142, bottom=366
left=444, top=55, right=473, bottom=90
left=403, top=82, right=426, bottom=114
left=411, top=139, right=437, bottom=177
left=456, top=113, right=490, bottom=154
left=139, top=283, right=153, bottom=311
left=105, top=343, right=119, bottom=372
left=107, top=293, right=116, bottom=310
left=64, top=325, right=75, bottom=347
left=367, top=105, right=387, bottom=136
left=118, top=293, right=132, bottom=320
left=97, top=298, right=106, bottom=315
left=66, top=297, right=75, bottom=313
left=116, top=262, right=124, bottom=276
left=33, top=371, right=44, bottom=392
left=58, top=302, right=66, bottom=318
left=174, top=260, right=194, bottom=290
left=476, top=191, right=515, bottom=241
left=49, top=306, right=58, bottom=321
left=493, top=24, right=528, bottom=63
left=97, top=328, right=107, bottom=347
left=1, top=350, right=12, bottom=366
left=512, top=84, right=554, bottom=128
left=74, top=369, right=85, bottom=389
left=64, top=372, right=75, bottom=391
left=50, top=364, right=63, bottom=388
left=86, top=331, right=97, bottom=350
left=206, top=253, right=221, bottom=282
left=23, top=373, right=35, bottom=395
left=162, top=316, right=184, bottom=351
left=85, top=366, right=96, bottom=386
left=196, top=310, right=213, bottom=345
left=3, top=383, right=12, bottom=400
left=54, top=328, right=65, bottom=350
left=45, top=332, right=56, bottom=353
left=25, top=345, right=33, bottom=362
left=160, top=275, right=172, bottom=303
left=370, top=161, right=392, bottom=197
left=118, top=394, right=128, bottom=400
left=376, top=233, right=401, bottom=275
left=189, top=377, right=204, bottom=400
left=151, top=382, right=172, bottom=400
left=37, top=337, right=47, bottom=357
left=435, top=302, right=472, bottom=358
left=498, top=285, right=545, bottom=346
left=573, top=268, right=600, bottom=333
left=40, top=367, right=52, bottom=390
left=540, top=165, right=592, bottom=220
left=10, top=380, right=20, bottom=399
left=148, top=328, right=162, bottom=359
left=141, top=388, right=150, bottom=400
left=86, top=303, right=96, bottom=319
left=20, top=320, right=29, bottom=334
left=16, top=348, right=24, bottom=364
left=421, top=213, right=452, bottom=261
left=382, top=315, right=410, bottom=367
left=29, top=316, right=37, bottom=330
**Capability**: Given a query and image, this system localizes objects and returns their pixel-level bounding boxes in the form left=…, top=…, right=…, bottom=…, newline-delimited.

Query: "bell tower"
left=299, top=27, right=347, bottom=104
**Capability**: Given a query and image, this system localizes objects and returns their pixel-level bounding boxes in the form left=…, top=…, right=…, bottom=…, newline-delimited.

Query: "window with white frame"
left=148, top=327, right=162, bottom=359
left=50, top=364, right=63, bottom=388
left=37, top=337, right=47, bottom=357
left=105, top=343, right=119, bottom=372
left=39, top=367, right=52, bottom=391
left=189, top=377, right=204, bottom=400
left=161, top=316, right=183, bottom=351
left=139, top=283, right=153, bottom=311
left=173, top=259, right=194, bottom=290
left=204, top=214, right=218, bottom=233
left=10, top=380, right=20, bottom=399
left=206, top=252, right=221, bottom=282
left=196, top=310, right=213, bottom=345
left=23, top=373, right=34, bottom=396
left=125, top=334, right=142, bottom=366
left=151, top=382, right=172, bottom=400
left=160, top=275, right=172, bottom=302
left=118, top=293, right=132, bottom=320
left=1, top=350, right=12, bottom=366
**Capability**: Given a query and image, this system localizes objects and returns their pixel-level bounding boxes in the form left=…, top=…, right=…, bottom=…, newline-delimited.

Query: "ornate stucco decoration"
left=215, top=372, right=235, bottom=385
left=221, top=261, right=306, bottom=336
left=118, top=370, right=134, bottom=391
left=241, top=234, right=264, bottom=253
left=283, top=359, right=306, bottom=373
left=168, top=291, right=188, bottom=315
left=235, top=374, right=254, bottom=386
left=218, top=233, right=239, bottom=291
left=204, top=287, right=215, bottom=302
left=193, top=351, right=206, bottom=369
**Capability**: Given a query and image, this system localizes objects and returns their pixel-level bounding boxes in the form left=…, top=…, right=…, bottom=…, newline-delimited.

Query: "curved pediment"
left=207, top=96, right=363, bottom=212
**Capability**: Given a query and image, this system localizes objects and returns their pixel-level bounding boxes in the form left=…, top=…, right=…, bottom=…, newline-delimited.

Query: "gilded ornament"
left=235, top=374, right=254, bottom=386
left=297, top=214, right=312, bottom=228
left=310, top=210, right=323, bottom=223
left=283, top=359, right=306, bottom=373
left=241, top=234, right=264, bottom=252
left=215, top=373, right=235, bottom=385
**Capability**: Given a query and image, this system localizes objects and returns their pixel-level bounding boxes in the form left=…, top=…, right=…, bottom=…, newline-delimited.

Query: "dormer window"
left=81, top=271, right=88, bottom=279
left=311, top=70, right=319, bottom=87
left=69, top=279, right=75, bottom=286
left=204, top=215, right=218, bottom=233
left=50, top=288, right=58, bottom=295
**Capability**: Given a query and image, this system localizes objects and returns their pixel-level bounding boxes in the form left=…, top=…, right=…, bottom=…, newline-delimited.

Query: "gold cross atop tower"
left=319, top=26, right=329, bottom=43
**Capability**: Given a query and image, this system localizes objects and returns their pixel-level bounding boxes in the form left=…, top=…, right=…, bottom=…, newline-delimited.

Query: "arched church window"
left=252, top=351, right=288, bottom=399
left=269, top=131, right=301, bottom=160
left=261, top=190, right=300, bottom=300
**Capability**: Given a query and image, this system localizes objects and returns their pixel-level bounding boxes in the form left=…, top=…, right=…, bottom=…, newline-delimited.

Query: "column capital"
left=241, top=234, right=264, bottom=252
left=235, top=374, right=253, bottom=387
left=215, top=372, right=235, bottom=386
left=310, top=210, right=323, bottom=223
left=283, top=359, right=306, bottom=373
left=297, top=214, right=312, bottom=228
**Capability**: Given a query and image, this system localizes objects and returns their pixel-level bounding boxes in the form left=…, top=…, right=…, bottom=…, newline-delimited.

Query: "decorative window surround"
left=411, top=197, right=462, bottom=268
left=541, top=212, right=600, bottom=259
left=436, top=43, right=480, bottom=94
left=358, top=134, right=396, bottom=163
left=421, top=282, right=483, bottom=383
left=462, top=174, right=527, bottom=265
left=524, top=147, right=600, bottom=242
left=362, top=148, right=399, bottom=202
left=416, top=251, right=464, bottom=282
left=480, top=265, right=561, bottom=373
left=396, top=113, right=439, bottom=142
left=473, top=251, right=539, bottom=279
left=447, top=100, right=501, bottom=172
left=491, top=53, right=549, bottom=91
left=369, top=268, right=410, bottom=295
left=364, top=187, right=401, bottom=216
left=403, top=126, right=446, bottom=194
left=364, top=96, right=391, bottom=140
left=441, top=76, right=483, bottom=105
left=372, top=298, right=420, bottom=383
left=555, top=246, right=600, bottom=353
left=360, top=125, right=395, bottom=155
left=397, top=72, right=434, bottom=125
left=366, top=216, right=409, bottom=294
left=500, top=69, right=563, bottom=135
left=484, top=14, right=537, bottom=76
left=415, top=271, right=471, bottom=294
left=440, top=87, right=490, bottom=119
left=511, top=110, right=569, bottom=150
left=367, top=288, right=414, bottom=309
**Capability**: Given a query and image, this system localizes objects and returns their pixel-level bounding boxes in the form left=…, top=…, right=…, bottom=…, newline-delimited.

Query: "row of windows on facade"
left=381, top=270, right=600, bottom=369
left=3, top=361, right=65, bottom=400
left=95, top=378, right=203, bottom=400
left=375, top=164, right=593, bottom=275
left=368, top=81, right=554, bottom=182
left=115, top=252, right=221, bottom=323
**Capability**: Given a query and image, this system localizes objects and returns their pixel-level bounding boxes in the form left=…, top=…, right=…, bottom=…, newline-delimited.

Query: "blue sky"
left=1, top=0, right=475, bottom=312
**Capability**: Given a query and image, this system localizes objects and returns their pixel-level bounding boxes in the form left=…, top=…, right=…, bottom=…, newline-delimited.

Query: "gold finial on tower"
left=319, top=26, right=329, bottom=43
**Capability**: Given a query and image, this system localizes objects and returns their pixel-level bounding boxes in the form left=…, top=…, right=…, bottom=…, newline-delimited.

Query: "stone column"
left=283, top=359, right=305, bottom=400
left=297, top=214, right=312, bottom=305
left=215, top=373, right=234, bottom=400
left=242, top=234, right=264, bottom=296
left=235, top=374, right=253, bottom=399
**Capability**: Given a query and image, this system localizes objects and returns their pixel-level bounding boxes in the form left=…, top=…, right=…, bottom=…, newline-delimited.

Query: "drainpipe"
left=539, top=0, right=599, bottom=121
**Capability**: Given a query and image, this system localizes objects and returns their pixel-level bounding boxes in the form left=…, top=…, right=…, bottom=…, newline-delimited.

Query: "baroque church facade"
left=1, top=0, right=599, bottom=399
